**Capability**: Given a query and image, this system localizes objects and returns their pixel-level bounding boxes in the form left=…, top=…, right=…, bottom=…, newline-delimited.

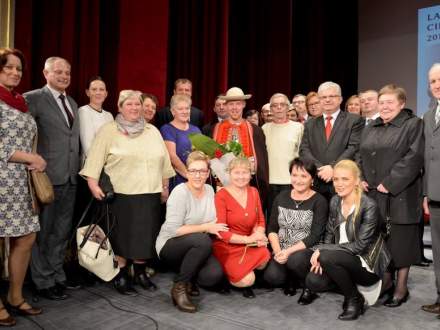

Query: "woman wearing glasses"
left=156, top=151, right=227, bottom=313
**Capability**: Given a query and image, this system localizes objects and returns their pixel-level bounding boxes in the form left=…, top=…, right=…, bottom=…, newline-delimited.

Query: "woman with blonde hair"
left=213, top=157, right=271, bottom=298
left=307, top=160, right=390, bottom=320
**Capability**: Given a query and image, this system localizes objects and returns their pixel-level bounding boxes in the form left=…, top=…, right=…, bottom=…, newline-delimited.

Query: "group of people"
left=1, top=45, right=440, bottom=326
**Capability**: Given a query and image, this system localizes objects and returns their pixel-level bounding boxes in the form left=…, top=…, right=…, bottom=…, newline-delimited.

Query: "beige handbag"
left=76, top=201, right=119, bottom=281
left=27, top=135, right=54, bottom=210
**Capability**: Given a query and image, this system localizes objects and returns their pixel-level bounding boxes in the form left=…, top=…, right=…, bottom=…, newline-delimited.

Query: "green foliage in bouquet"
left=188, top=133, right=243, bottom=158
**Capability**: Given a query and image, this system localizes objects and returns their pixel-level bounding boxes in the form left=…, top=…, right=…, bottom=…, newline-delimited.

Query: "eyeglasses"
left=270, top=103, right=288, bottom=109
left=319, top=95, right=340, bottom=100
left=187, top=169, right=209, bottom=176
left=292, top=100, right=305, bottom=105
left=307, top=102, right=320, bottom=107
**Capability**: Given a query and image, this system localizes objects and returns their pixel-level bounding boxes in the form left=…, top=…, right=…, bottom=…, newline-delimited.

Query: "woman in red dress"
left=213, top=157, right=271, bottom=298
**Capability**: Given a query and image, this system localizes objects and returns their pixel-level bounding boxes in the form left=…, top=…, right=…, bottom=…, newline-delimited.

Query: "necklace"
left=291, top=189, right=313, bottom=209
left=88, top=104, right=102, bottom=113
left=293, top=199, right=305, bottom=209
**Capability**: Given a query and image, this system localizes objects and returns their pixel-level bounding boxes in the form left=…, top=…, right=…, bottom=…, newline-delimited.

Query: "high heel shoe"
left=171, top=282, right=196, bottom=313
left=338, top=293, right=365, bottom=321
left=0, top=307, right=15, bottom=327
left=384, top=291, right=409, bottom=307
left=297, top=288, right=318, bottom=305
left=135, top=272, right=158, bottom=291
left=6, top=300, right=42, bottom=316
left=242, top=287, right=255, bottom=298
left=379, top=283, right=395, bottom=299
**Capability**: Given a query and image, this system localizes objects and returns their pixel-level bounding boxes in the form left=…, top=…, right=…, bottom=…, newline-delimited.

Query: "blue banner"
left=418, top=5, right=440, bottom=116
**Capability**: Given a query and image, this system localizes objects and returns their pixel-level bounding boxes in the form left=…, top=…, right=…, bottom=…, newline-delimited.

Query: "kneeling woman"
left=156, top=151, right=227, bottom=313
left=309, top=160, right=391, bottom=321
left=213, top=157, right=271, bottom=298
left=263, top=158, right=328, bottom=304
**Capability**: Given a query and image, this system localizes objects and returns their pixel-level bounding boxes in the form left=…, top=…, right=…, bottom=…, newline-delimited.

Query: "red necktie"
left=325, top=116, right=332, bottom=141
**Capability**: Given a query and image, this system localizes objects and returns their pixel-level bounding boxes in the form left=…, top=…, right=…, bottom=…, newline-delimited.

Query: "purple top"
left=160, top=123, right=201, bottom=191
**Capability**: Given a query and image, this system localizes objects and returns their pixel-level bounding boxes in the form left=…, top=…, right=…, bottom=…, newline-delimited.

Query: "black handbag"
left=99, top=170, right=114, bottom=202
left=383, top=196, right=391, bottom=238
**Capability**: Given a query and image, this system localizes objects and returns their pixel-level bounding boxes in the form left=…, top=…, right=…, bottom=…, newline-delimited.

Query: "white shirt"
left=78, top=105, right=114, bottom=163
left=365, top=112, right=380, bottom=125
left=323, top=109, right=341, bottom=127
left=46, top=84, right=74, bottom=125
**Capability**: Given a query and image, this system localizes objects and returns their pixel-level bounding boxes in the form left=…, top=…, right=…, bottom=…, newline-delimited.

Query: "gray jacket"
left=423, top=102, right=440, bottom=202
left=24, top=86, right=80, bottom=185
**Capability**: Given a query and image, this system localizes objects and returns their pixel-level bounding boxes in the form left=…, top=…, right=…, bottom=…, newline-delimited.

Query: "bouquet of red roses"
left=188, top=133, right=243, bottom=185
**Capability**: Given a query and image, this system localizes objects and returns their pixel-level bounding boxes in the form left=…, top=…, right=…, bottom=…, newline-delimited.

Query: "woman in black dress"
left=359, top=84, right=424, bottom=307
left=263, top=158, right=328, bottom=304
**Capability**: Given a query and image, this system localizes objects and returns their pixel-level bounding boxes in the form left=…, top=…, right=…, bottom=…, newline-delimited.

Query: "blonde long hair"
left=334, top=160, right=363, bottom=222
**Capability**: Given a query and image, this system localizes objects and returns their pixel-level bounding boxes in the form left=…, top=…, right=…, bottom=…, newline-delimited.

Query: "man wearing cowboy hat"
left=212, top=87, right=269, bottom=210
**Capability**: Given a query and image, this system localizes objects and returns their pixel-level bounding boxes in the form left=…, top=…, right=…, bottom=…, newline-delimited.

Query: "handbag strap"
left=32, top=132, right=38, bottom=153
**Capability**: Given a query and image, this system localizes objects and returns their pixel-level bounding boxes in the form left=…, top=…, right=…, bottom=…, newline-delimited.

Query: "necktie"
left=435, top=104, right=440, bottom=126
left=366, top=118, right=371, bottom=126
left=325, top=116, right=332, bottom=141
left=59, top=94, right=74, bottom=128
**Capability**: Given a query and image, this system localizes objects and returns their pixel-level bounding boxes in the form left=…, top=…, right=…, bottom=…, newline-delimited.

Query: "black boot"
left=298, top=288, right=318, bottom=305
left=114, top=267, right=137, bottom=296
left=133, top=263, right=157, bottom=291
left=338, top=293, right=365, bottom=321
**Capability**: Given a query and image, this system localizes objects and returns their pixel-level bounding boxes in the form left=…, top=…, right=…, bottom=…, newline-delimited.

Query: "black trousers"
left=264, top=249, right=314, bottom=287
left=309, top=249, right=379, bottom=298
left=159, top=233, right=224, bottom=287
left=267, top=184, right=291, bottom=219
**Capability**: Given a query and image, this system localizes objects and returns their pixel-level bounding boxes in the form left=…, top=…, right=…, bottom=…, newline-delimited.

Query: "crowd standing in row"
left=1, top=46, right=440, bottom=326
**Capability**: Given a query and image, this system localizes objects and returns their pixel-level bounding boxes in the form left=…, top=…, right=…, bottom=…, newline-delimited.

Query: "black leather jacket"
left=317, top=194, right=391, bottom=277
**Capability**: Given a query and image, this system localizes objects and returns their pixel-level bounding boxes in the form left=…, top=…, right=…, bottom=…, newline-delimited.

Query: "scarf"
left=0, top=85, right=28, bottom=113
left=115, top=113, right=145, bottom=138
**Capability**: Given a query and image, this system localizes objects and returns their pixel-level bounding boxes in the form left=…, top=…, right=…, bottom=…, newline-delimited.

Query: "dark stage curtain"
left=167, top=0, right=230, bottom=122
left=14, top=0, right=358, bottom=118
left=228, top=0, right=359, bottom=109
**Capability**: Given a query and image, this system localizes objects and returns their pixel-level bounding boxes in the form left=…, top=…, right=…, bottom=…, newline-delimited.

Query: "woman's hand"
left=423, top=196, right=430, bottom=216
left=205, top=222, right=229, bottom=238
left=310, top=249, right=322, bottom=274
left=27, top=154, right=47, bottom=172
left=249, top=231, right=268, bottom=246
left=87, top=178, right=105, bottom=201
left=161, top=187, right=169, bottom=203
left=361, top=181, right=369, bottom=192
left=274, top=249, right=290, bottom=264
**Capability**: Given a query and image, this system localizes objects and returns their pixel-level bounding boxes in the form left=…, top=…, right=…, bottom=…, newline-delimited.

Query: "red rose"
left=214, top=149, right=223, bottom=158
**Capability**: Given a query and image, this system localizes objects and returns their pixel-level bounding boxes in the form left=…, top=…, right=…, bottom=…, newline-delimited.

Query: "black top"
left=268, top=190, right=328, bottom=249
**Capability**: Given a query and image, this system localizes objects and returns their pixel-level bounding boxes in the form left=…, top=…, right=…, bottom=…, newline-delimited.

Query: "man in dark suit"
left=155, top=78, right=204, bottom=129
left=421, top=63, right=440, bottom=319
left=202, top=94, right=227, bottom=137
left=24, top=57, right=80, bottom=300
left=300, top=81, right=364, bottom=200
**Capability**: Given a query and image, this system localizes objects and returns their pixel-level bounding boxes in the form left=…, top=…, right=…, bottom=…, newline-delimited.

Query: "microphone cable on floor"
left=83, top=287, right=159, bottom=330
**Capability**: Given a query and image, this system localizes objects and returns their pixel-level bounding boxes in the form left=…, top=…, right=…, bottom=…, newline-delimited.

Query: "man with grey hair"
left=292, top=94, right=308, bottom=123
left=262, top=93, right=304, bottom=213
left=24, top=56, right=80, bottom=300
left=421, top=62, right=440, bottom=320
left=299, top=81, right=363, bottom=200
left=359, top=89, right=380, bottom=125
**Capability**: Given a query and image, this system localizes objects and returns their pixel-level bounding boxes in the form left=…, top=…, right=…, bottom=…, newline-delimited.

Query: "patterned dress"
left=0, top=100, right=40, bottom=237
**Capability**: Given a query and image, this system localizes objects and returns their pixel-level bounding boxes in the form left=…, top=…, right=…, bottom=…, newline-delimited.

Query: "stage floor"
left=9, top=261, right=439, bottom=330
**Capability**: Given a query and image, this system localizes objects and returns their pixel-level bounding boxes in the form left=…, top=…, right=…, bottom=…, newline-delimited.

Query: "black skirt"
left=109, top=192, right=161, bottom=259
left=387, top=223, right=421, bottom=268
